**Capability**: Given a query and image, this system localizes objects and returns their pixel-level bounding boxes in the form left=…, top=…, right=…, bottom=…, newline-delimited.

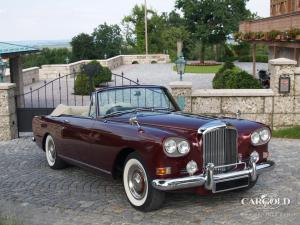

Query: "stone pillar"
left=0, top=83, right=18, bottom=141
left=9, top=56, right=24, bottom=107
left=269, top=58, right=297, bottom=128
left=169, top=81, right=192, bottom=113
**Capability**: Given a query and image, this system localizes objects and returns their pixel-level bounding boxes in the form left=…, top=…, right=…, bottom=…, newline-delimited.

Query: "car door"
left=59, top=95, right=97, bottom=164
left=59, top=116, right=95, bottom=163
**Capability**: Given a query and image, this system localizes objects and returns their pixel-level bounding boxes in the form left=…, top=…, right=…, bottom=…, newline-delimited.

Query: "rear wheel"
left=123, top=152, right=165, bottom=211
left=45, top=135, right=67, bottom=169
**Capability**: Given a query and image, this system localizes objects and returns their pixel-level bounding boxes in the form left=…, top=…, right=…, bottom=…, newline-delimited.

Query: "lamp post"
left=144, top=0, right=148, bottom=55
left=175, top=56, right=186, bottom=81
left=0, top=58, right=7, bottom=83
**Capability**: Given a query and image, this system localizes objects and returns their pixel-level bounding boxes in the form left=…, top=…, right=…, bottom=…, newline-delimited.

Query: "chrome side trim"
left=152, top=160, right=275, bottom=192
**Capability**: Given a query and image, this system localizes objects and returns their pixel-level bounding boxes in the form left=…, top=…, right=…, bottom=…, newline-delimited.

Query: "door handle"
left=63, top=119, right=70, bottom=124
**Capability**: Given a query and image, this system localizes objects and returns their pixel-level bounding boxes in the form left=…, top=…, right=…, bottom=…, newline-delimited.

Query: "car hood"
left=112, top=112, right=265, bottom=135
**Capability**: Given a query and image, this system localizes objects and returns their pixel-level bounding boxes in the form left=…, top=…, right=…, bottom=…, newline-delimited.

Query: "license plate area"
left=213, top=175, right=249, bottom=193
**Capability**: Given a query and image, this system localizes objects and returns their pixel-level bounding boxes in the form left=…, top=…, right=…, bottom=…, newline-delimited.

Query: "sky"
left=1, top=0, right=270, bottom=41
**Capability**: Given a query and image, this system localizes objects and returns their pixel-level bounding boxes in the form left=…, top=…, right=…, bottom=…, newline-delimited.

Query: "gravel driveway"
left=0, top=138, right=299, bottom=225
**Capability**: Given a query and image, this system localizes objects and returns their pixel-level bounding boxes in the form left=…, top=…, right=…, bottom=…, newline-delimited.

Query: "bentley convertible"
left=32, top=85, right=275, bottom=211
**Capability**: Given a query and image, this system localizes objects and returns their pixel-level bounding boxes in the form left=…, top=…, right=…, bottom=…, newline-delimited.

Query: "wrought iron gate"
left=16, top=69, right=139, bottom=133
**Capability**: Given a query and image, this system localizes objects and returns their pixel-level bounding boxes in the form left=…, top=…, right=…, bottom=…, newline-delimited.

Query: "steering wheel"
left=106, top=105, right=123, bottom=115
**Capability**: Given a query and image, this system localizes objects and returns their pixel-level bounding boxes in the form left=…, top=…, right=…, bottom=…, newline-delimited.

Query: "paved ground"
left=234, top=62, right=268, bottom=77
left=112, top=64, right=215, bottom=89
left=0, top=138, right=299, bottom=225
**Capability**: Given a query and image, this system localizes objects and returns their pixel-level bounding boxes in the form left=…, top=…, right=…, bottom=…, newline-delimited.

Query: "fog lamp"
left=186, top=160, right=198, bottom=176
left=250, top=151, right=259, bottom=163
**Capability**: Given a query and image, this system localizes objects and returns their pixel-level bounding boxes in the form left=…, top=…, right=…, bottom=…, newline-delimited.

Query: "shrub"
left=74, top=61, right=112, bottom=95
left=213, top=64, right=261, bottom=89
left=74, top=73, right=94, bottom=96
left=225, top=70, right=262, bottom=89
left=238, top=55, right=268, bottom=63
left=213, top=62, right=236, bottom=89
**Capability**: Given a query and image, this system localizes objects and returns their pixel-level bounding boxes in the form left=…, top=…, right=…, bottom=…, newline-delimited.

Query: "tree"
left=122, top=5, right=165, bottom=54
left=93, top=23, right=123, bottom=59
left=176, top=0, right=252, bottom=63
left=161, top=11, right=190, bottom=61
left=71, top=33, right=96, bottom=61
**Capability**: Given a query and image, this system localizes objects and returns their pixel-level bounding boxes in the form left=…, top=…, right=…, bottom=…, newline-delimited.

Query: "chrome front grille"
left=202, top=127, right=238, bottom=174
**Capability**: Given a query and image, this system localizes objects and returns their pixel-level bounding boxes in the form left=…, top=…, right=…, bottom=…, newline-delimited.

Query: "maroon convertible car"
left=32, top=85, right=275, bottom=211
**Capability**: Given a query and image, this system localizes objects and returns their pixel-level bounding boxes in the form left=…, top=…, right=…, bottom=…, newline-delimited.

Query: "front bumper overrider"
left=152, top=160, right=275, bottom=193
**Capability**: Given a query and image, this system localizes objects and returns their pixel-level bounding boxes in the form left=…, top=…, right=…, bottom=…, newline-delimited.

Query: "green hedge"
left=74, top=61, right=112, bottom=95
left=238, top=55, right=268, bottom=63
left=213, top=62, right=261, bottom=89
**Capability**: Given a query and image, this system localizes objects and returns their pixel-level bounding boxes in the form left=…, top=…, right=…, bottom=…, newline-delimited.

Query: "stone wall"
left=39, top=54, right=170, bottom=79
left=0, top=83, right=18, bottom=141
left=170, top=58, right=300, bottom=130
left=4, top=67, right=39, bottom=85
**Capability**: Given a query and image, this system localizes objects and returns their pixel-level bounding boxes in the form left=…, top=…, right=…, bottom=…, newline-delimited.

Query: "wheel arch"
left=42, top=132, right=51, bottom=151
left=112, top=147, right=136, bottom=179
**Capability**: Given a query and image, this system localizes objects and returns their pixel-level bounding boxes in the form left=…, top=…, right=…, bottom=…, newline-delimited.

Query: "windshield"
left=97, top=87, right=177, bottom=117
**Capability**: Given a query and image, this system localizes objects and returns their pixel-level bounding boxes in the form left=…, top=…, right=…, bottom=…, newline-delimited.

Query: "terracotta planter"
left=296, top=35, right=300, bottom=40
left=275, top=35, right=281, bottom=40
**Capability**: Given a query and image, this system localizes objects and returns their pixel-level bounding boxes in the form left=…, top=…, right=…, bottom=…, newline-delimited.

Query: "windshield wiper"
left=103, top=107, right=175, bottom=118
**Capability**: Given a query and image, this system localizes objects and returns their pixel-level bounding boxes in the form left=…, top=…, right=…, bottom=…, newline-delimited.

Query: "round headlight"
left=251, top=132, right=260, bottom=145
left=177, top=141, right=190, bottom=154
left=260, top=128, right=270, bottom=142
left=164, top=139, right=177, bottom=154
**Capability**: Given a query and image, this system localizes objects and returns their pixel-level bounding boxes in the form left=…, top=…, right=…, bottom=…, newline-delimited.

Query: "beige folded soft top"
left=50, top=104, right=89, bottom=117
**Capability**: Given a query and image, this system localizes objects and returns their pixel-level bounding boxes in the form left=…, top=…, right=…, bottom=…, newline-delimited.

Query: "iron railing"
left=16, top=69, right=140, bottom=109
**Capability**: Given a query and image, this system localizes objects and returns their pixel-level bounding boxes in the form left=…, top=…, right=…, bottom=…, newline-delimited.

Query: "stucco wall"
left=171, top=58, right=300, bottom=130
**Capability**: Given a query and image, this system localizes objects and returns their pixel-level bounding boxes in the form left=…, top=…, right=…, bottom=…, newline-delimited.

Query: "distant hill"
left=8, top=40, right=71, bottom=49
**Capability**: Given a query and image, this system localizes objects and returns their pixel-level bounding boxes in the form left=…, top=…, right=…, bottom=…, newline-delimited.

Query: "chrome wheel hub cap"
left=47, top=139, right=56, bottom=164
left=128, top=165, right=147, bottom=200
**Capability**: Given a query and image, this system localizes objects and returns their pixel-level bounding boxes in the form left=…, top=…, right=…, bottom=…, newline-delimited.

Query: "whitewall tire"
left=123, top=152, right=165, bottom=211
left=45, top=135, right=66, bottom=169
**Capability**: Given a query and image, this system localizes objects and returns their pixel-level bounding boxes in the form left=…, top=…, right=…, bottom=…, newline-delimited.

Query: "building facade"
left=239, top=0, right=300, bottom=68
left=271, top=0, right=300, bottom=16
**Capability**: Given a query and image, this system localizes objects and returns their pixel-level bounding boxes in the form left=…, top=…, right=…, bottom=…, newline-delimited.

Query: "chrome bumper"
left=152, top=160, right=275, bottom=192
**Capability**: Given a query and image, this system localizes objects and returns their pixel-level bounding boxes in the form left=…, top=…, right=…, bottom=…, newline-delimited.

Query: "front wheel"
left=123, top=152, right=165, bottom=212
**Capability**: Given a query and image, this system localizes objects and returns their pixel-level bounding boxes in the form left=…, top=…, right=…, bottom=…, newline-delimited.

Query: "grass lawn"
left=173, top=65, right=222, bottom=74
left=0, top=217, right=22, bottom=225
left=272, top=126, right=300, bottom=139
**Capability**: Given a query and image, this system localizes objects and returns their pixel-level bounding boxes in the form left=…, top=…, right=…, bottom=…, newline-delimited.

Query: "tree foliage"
left=175, top=0, right=252, bottom=62
left=22, top=48, right=72, bottom=68
left=71, top=24, right=123, bottom=61
left=71, top=33, right=96, bottom=61
left=93, top=23, right=123, bottom=58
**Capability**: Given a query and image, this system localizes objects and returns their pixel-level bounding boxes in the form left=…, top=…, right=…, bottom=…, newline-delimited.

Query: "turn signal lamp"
left=156, top=167, right=171, bottom=175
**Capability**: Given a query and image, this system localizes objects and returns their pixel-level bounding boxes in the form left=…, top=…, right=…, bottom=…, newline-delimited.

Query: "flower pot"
left=296, top=35, right=300, bottom=41
left=275, top=35, right=281, bottom=40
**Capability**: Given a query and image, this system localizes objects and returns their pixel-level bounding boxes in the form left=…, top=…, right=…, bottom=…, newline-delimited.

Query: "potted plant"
left=286, top=28, right=297, bottom=40
left=233, top=32, right=242, bottom=41
left=244, top=32, right=254, bottom=40
left=268, top=30, right=281, bottom=41
left=255, top=32, right=265, bottom=40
